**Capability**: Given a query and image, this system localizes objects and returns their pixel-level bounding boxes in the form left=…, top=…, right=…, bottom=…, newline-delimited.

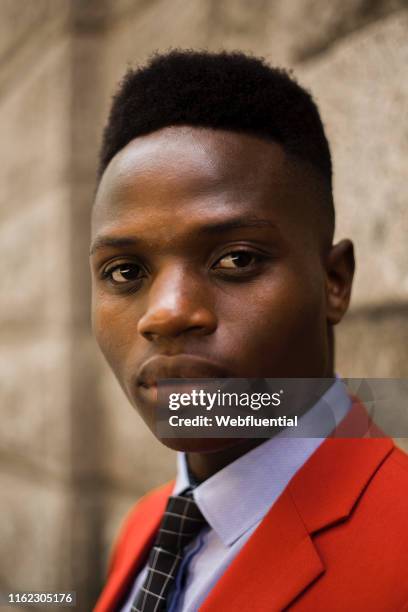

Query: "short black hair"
left=98, top=50, right=334, bottom=226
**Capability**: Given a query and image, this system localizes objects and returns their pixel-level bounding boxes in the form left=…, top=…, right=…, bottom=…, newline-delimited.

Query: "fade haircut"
left=98, top=50, right=334, bottom=231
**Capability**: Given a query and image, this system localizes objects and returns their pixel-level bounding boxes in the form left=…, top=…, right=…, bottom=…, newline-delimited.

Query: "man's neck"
left=186, top=438, right=267, bottom=483
left=186, top=372, right=336, bottom=483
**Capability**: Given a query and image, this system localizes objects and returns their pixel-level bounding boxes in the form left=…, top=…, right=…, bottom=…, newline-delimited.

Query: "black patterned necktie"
left=131, top=489, right=207, bottom=612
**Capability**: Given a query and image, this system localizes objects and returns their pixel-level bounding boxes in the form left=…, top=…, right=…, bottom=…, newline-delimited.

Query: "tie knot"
left=155, top=489, right=206, bottom=552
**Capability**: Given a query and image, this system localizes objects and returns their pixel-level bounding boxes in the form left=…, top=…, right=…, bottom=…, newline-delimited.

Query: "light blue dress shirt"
left=122, top=377, right=351, bottom=612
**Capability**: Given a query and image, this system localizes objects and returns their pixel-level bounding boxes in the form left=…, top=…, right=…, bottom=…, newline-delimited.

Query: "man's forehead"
left=91, top=182, right=286, bottom=249
left=94, top=126, right=289, bottom=209
left=91, top=125, right=330, bottom=252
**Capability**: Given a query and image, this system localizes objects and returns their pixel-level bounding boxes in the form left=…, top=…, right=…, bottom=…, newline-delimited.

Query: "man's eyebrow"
left=90, top=217, right=278, bottom=255
left=89, top=236, right=140, bottom=255
left=199, top=216, right=279, bottom=234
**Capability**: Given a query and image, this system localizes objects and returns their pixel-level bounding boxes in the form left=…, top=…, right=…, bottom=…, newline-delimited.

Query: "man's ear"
left=325, top=239, right=355, bottom=325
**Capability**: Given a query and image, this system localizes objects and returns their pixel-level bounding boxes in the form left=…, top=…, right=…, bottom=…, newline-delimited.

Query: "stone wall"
left=0, top=2, right=74, bottom=609
left=0, top=1, right=406, bottom=610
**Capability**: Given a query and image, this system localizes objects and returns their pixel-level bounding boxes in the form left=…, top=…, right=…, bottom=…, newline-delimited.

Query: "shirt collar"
left=173, top=377, right=351, bottom=547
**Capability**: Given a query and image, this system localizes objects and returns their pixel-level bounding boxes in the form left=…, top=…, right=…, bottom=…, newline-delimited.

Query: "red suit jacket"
left=94, top=403, right=408, bottom=611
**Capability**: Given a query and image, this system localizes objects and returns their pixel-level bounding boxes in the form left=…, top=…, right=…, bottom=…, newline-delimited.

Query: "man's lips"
left=136, top=354, right=230, bottom=389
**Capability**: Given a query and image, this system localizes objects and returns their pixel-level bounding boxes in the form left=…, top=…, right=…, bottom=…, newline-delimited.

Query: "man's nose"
left=137, top=266, right=217, bottom=342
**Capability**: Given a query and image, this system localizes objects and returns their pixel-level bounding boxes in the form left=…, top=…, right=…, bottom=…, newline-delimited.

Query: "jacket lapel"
left=200, top=401, right=394, bottom=611
left=200, top=486, right=325, bottom=612
left=94, top=482, right=174, bottom=612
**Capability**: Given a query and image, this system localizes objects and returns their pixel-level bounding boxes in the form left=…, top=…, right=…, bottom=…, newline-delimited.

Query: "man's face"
left=90, top=126, right=350, bottom=451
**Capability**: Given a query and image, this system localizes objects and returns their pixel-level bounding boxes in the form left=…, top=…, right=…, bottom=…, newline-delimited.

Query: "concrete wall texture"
left=0, top=1, right=407, bottom=610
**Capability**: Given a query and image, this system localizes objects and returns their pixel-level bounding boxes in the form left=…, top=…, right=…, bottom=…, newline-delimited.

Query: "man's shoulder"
left=372, top=443, right=408, bottom=509
left=375, top=443, right=408, bottom=491
left=368, top=438, right=408, bottom=483
left=388, top=443, right=408, bottom=473
left=331, top=440, right=408, bottom=517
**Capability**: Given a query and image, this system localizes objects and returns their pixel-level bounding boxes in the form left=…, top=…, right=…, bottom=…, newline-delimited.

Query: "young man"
left=91, top=51, right=408, bottom=611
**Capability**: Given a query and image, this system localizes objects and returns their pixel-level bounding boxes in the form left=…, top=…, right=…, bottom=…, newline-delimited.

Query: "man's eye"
left=103, top=263, right=144, bottom=284
left=214, top=251, right=259, bottom=270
